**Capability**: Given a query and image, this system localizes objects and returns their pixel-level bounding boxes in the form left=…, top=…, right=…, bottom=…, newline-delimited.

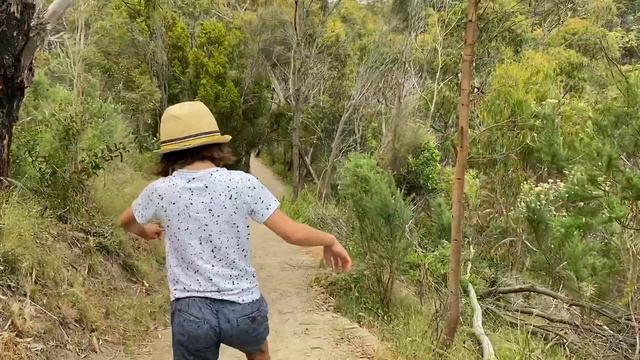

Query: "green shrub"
left=548, top=18, right=620, bottom=60
left=399, top=138, right=444, bottom=196
left=424, top=195, right=452, bottom=245
left=13, top=70, right=132, bottom=219
left=338, top=153, right=415, bottom=311
left=512, top=178, right=622, bottom=298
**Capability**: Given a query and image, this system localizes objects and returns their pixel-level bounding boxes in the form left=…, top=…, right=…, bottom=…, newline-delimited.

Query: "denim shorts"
left=171, top=296, right=269, bottom=360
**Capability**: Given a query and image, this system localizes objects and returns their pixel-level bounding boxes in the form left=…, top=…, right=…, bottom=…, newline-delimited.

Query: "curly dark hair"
left=156, top=143, right=237, bottom=177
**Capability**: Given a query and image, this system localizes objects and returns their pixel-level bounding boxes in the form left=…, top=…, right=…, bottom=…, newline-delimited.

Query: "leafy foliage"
left=338, top=154, right=415, bottom=310
left=5, top=0, right=640, bottom=357
left=399, top=138, right=444, bottom=196
left=14, top=71, right=132, bottom=218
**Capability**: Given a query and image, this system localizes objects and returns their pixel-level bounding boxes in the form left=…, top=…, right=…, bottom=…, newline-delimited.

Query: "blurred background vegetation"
left=1, top=0, right=640, bottom=359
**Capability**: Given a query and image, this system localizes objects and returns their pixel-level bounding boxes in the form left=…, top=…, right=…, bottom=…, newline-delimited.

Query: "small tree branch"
left=44, top=0, right=75, bottom=25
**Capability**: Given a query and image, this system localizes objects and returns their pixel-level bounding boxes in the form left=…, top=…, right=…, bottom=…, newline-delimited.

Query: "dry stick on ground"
left=489, top=300, right=577, bottom=326
left=484, top=305, right=579, bottom=356
left=480, top=284, right=636, bottom=327
left=483, top=286, right=637, bottom=357
left=467, top=283, right=496, bottom=360
left=489, top=299, right=637, bottom=349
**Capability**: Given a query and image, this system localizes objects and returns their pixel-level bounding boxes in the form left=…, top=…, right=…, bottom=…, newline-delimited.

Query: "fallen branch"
left=468, top=283, right=496, bottom=360
left=489, top=300, right=576, bottom=326
left=480, top=284, right=634, bottom=327
left=485, top=305, right=574, bottom=354
left=483, top=285, right=638, bottom=358
left=486, top=305, right=570, bottom=341
left=490, top=300, right=637, bottom=348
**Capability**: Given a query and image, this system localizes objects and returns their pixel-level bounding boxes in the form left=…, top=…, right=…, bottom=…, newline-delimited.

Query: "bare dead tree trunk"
left=290, top=0, right=304, bottom=199
left=320, top=101, right=356, bottom=200
left=302, top=147, right=319, bottom=184
left=0, top=0, right=74, bottom=180
left=0, top=99, right=19, bottom=181
left=319, top=59, right=379, bottom=200
left=147, top=0, right=169, bottom=114
left=292, top=102, right=303, bottom=199
left=443, top=0, right=479, bottom=347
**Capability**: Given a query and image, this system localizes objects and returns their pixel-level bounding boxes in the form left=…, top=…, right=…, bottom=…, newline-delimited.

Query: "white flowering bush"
left=512, top=175, right=621, bottom=297
left=514, top=179, right=566, bottom=233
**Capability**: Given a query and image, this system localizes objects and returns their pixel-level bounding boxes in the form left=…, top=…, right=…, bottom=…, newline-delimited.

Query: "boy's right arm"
left=119, top=207, right=163, bottom=240
left=263, top=210, right=352, bottom=272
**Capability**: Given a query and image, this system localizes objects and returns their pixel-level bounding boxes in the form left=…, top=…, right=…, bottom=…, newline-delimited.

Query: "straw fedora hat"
left=157, top=101, right=232, bottom=154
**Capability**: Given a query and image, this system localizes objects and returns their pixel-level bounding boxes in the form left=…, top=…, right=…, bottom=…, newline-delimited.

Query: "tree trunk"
left=443, top=0, right=479, bottom=347
left=320, top=104, right=355, bottom=200
left=0, top=1, right=37, bottom=180
left=319, top=62, right=375, bottom=199
left=292, top=102, right=303, bottom=199
left=148, top=4, right=169, bottom=114
left=0, top=0, right=74, bottom=180
left=0, top=94, right=22, bottom=180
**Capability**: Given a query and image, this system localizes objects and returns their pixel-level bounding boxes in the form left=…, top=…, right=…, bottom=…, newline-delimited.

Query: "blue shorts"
left=171, top=296, right=269, bottom=360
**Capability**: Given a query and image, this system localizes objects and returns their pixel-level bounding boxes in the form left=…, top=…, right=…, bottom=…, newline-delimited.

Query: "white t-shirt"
left=132, top=167, right=280, bottom=303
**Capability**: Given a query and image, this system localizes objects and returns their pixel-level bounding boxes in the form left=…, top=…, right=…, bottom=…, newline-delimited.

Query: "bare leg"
left=245, top=341, right=270, bottom=360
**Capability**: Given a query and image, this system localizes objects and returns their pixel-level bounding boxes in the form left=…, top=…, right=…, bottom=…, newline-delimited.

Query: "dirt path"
left=94, top=158, right=376, bottom=360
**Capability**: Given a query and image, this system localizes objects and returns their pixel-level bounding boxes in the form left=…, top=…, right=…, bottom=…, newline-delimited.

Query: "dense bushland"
left=2, top=0, right=640, bottom=358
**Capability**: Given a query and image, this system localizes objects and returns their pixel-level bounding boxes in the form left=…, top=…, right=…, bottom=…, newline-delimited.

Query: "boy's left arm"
left=119, top=207, right=163, bottom=240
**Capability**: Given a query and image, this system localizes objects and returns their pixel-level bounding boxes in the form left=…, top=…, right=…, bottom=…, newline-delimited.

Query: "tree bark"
left=0, top=1, right=37, bottom=180
left=443, top=0, right=479, bottom=347
left=0, top=95, right=21, bottom=181
left=20, top=0, right=75, bottom=73
left=0, top=0, right=74, bottom=180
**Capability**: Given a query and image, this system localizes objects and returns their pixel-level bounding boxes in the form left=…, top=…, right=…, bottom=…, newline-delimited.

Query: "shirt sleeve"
left=132, top=182, right=159, bottom=224
left=244, top=174, right=280, bottom=224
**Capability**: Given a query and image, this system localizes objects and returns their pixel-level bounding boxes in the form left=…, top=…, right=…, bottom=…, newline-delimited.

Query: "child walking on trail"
left=118, top=101, right=352, bottom=360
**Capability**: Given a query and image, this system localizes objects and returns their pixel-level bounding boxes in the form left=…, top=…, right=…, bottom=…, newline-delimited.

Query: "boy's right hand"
left=141, top=223, right=163, bottom=240
left=323, top=240, right=352, bottom=273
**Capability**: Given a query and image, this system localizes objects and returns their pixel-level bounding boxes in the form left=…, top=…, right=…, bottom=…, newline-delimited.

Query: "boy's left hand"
left=141, top=223, right=163, bottom=240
